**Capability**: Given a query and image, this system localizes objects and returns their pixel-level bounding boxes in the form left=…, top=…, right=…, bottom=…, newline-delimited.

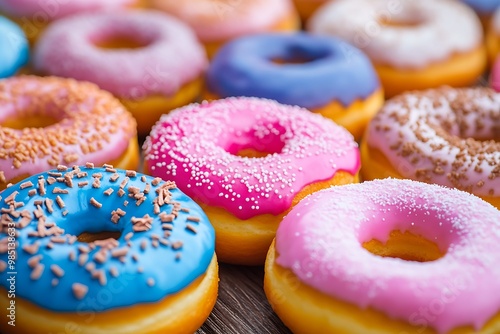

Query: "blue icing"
left=0, top=16, right=29, bottom=78
left=461, top=0, right=500, bottom=14
left=0, top=166, right=215, bottom=312
left=207, top=33, right=380, bottom=109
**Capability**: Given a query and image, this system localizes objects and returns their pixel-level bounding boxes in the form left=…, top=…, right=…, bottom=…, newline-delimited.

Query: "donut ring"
left=34, top=10, right=207, bottom=134
left=0, top=76, right=139, bottom=190
left=265, top=179, right=500, bottom=334
left=0, top=16, right=29, bottom=78
left=205, top=33, right=383, bottom=139
left=0, top=0, right=140, bottom=43
left=361, top=87, right=500, bottom=209
left=143, top=97, right=360, bottom=265
left=0, top=165, right=217, bottom=334
left=308, top=0, right=486, bottom=97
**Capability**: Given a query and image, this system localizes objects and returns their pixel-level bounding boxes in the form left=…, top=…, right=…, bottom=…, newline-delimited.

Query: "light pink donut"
left=491, top=55, right=500, bottom=91
left=0, top=0, right=135, bottom=20
left=34, top=10, right=207, bottom=100
left=151, top=0, right=296, bottom=42
left=143, top=97, right=360, bottom=219
left=275, top=178, right=500, bottom=333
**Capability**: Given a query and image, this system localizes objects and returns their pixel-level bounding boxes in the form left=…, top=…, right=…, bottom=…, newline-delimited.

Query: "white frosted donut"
left=308, top=0, right=483, bottom=69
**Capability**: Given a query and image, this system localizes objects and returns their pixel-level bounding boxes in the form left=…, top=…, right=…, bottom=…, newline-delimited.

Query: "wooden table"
left=197, top=263, right=291, bottom=334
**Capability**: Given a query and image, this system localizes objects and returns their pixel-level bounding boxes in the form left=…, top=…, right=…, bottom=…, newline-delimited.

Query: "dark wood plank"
left=197, top=264, right=291, bottom=334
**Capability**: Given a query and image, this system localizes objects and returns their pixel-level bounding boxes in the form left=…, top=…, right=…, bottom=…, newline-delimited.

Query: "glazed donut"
left=150, top=0, right=300, bottom=58
left=308, top=0, right=486, bottom=97
left=0, top=0, right=141, bottom=44
left=361, top=87, right=500, bottom=209
left=0, top=16, right=29, bottom=78
left=143, top=97, right=360, bottom=265
left=291, top=0, right=328, bottom=21
left=34, top=10, right=207, bottom=135
left=265, top=178, right=500, bottom=334
left=0, top=165, right=217, bottom=334
left=205, top=33, right=383, bottom=140
left=0, top=76, right=139, bottom=190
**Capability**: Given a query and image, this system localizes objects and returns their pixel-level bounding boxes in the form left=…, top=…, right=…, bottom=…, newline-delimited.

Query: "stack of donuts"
left=0, top=0, right=500, bottom=333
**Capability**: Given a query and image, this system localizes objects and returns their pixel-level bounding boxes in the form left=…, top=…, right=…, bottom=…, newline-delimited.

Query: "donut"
left=150, top=0, right=300, bottom=58
left=0, top=76, right=139, bottom=190
left=264, top=178, right=500, bottom=334
left=33, top=10, right=207, bottom=135
left=308, top=0, right=486, bottom=97
left=0, top=16, right=29, bottom=78
left=0, top=0, right=141, bottom=44
left=205, top=33, right=383, bottom=140
left=143, top=97, right=360, bottom=265
left=0, top=165, right=217, bottom=334
left=291, top=0, right=328, bottom=21
left=361, top=87, right=500, bottom=209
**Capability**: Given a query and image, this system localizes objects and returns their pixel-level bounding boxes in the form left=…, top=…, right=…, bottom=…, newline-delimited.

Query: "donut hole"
left=77, top=231, right=122, bottom=243
left=2, top=114, right=60, bottom=129
left=223, top=125, right=287, bottom=158
left=362, top=230, right=444, bottom=262
left=378, top=16, right=424, bottom=28
left=92, top=34, right=153, bottom=50
left=270, top=44, right=330, bottom=65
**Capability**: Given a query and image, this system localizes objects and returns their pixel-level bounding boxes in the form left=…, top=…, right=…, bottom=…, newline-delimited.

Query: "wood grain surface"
left=197, top=264, right=291, bottom=334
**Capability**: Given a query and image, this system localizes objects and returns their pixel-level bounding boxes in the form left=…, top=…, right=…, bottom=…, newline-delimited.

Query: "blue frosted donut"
left=462, top=0, right=500, bottom=15
left=0, top=165, right=215, bottom=314
left=206, top=32, right=380, bottom=110
left=0, top=16, right=29, bottom=78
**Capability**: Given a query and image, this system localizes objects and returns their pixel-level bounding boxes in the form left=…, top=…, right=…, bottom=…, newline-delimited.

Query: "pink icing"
left=33, top=10, right=207, bottom=99
left=151, top=0, right=294, bottom=42
left=0, top=76, right=135, bottom=182
left=308, top=0, right=482, bottom=69
left=0, top=0, right=135, bottom=20
left=143, top=97, right=360, bottom=220
left=275, top=178, right=500, bottom=333
left=366, top=87, right=500, bottom=197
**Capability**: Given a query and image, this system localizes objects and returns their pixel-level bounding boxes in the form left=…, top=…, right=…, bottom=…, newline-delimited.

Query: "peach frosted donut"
left=309, top=0, right=487, bottom=97
left=265, top=179, right=500, bottom=334
left=150, top=0, right=300, bottom=58
left=361, top=87, right=500, bottom=209
left=0, top=166, right=217, bottom=334
left=0, top=0, right=141, bottom=44
left=33, top=10, right=207, bottom=135
left=0, top=76, right=139, bottom=190
left=143, top=97, right=360, bottom=265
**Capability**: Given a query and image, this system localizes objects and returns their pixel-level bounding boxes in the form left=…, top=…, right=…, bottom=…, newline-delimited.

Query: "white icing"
left=308, top=0, right=483, bottom=69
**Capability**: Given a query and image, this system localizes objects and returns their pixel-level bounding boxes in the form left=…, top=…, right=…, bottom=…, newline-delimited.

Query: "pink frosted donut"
left=143, top=97, right=360, bottom=265
left=266, top=178, right=500, bottom=333
left=0, top=0, right=135, bottom=20
left=34, top=10, right=207, bottom=134
left=0, top=75, right=138, bottom=189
